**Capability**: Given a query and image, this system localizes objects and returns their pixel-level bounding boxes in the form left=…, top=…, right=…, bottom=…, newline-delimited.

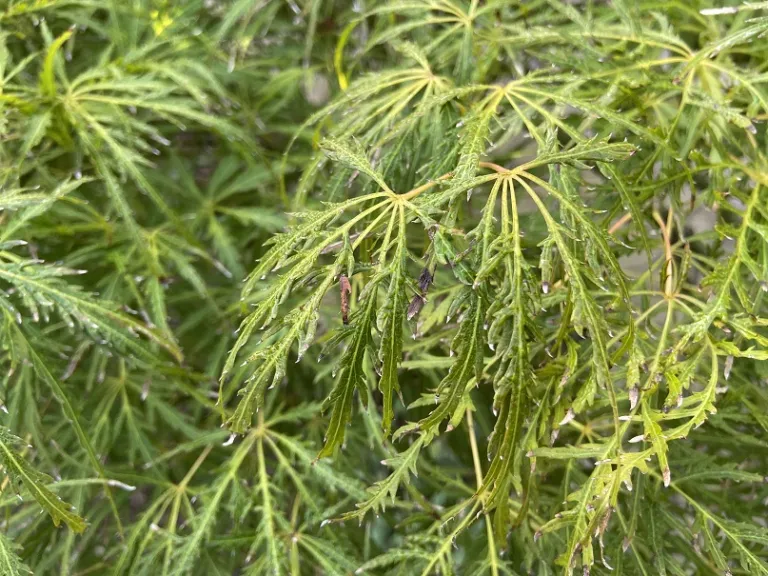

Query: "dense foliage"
left=0, top=1, right=767, bottom=574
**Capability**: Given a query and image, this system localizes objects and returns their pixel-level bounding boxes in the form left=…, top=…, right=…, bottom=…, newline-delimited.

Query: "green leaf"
left=317, top=283, right=378, bottom=459
left=321, top=138, right=393, bottom=193
left=39, top=28, right=72, bottom=98
left=411, top=290, right=485, bottom=434
left=378, top=207, right=407, bottom=436
left=338, top=433, right=429, bottom=522
left=172, top=432, right=258, bottom=575
left=0, top=532, right=30, bottom=576
left=0, top=261, right=181, bottom=362
left=530, top=444, right=608, bottom=460
left=453, top=93, right=503, bottom=185
left=18, top=111, right=51, bottom=159
left=642, top=405, right=670, bottom=487
left=0, top=428, right=85, bottom=532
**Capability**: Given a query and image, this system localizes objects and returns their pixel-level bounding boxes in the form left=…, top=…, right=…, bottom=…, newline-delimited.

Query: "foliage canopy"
left=0, top=1, right=767, bottom=575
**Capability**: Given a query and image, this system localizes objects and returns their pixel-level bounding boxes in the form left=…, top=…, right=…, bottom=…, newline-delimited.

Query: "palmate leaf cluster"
left=0, top=0, right=767, bottom=575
